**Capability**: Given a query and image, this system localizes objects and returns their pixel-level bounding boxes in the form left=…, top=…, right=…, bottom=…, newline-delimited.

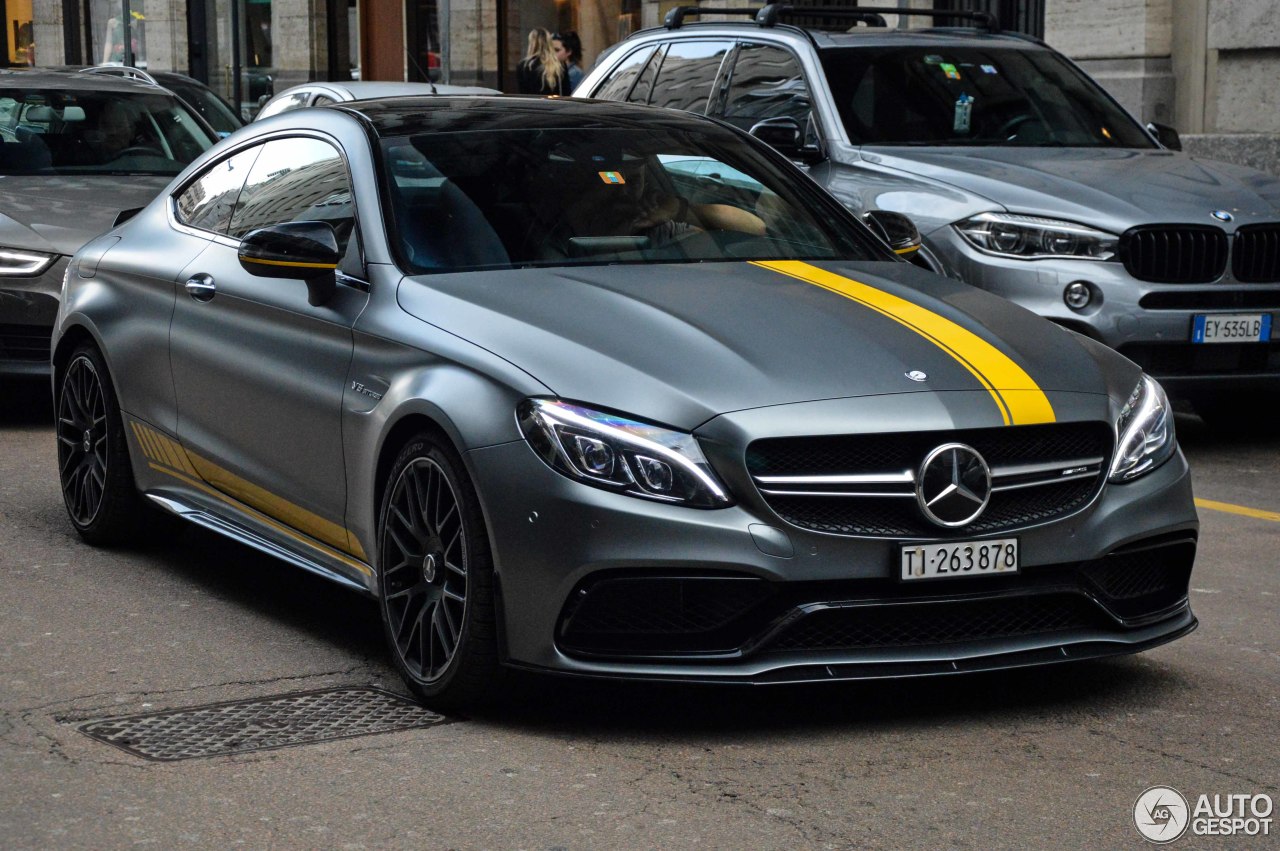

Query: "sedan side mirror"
left=1146, top=122, right=1182, bottom=151
left=238, top=221, right=340, bottom=306
left=862, top=210, right=923, bottom=258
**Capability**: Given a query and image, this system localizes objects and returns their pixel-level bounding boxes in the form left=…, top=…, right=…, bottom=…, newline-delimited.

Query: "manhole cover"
left=78, top=687, right=448, bottom=761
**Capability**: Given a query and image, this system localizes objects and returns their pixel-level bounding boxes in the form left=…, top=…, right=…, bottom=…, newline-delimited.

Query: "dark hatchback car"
left=0, top=69, right=218, bottom=376
left=54, top=98, right=1196, bottom=710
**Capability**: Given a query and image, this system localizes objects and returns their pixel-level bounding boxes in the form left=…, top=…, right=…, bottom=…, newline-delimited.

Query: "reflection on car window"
left=647, top=41, right=733, bottom=114
left=822, top=45, right=1154, bottom=148
left=227, top=137, right=355, bottom=252
left=722, top=43, right=812, bottom=130
left=256, top=91, right=311, bottom=119
left=379, top=125, right=874, bottom=273
left=175, top=146, right=262, bottom=233
left=0, top=90, right=217, bottom=176
left=593, top=46, right=657, bottom=101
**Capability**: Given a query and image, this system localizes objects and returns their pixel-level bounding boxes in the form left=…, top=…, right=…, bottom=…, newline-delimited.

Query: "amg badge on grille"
left=916, top=443, right=992, bottom=527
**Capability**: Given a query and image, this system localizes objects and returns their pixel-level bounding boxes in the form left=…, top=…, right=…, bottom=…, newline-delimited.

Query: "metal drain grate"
left=78, top=687, right=448, bottom=761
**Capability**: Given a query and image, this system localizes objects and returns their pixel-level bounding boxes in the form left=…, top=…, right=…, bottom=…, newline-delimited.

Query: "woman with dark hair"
left=516, top=28, right=569, bottom=95
left=553, top=30, right=585, bottom=91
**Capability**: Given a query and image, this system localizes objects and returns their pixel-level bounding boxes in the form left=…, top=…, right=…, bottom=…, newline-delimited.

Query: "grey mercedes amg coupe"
left=52, top=97, right=1198, bottom=710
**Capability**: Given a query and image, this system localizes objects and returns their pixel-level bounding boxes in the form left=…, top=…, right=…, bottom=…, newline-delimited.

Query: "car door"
left=169, top=135, right=367, bottom=556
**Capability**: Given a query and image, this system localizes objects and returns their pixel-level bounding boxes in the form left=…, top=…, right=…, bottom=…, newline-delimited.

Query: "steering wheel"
left=113, top=145, right=165, bottom=159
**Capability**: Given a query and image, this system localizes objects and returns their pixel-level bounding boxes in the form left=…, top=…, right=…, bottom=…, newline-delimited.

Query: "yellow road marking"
left=752, top=260, right=1055, bottom=425
left=1195, top=498, right=1280, bottom=523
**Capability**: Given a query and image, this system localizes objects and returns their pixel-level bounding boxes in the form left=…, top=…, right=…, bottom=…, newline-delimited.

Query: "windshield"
left=380, top=125, right=880, bottom=273
left=821, top=45, right=1155, bottom=148
left=0, top=89, right=217, bottom=175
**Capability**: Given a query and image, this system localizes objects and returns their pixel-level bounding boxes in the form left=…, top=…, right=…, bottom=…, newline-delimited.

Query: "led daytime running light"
left=0, top=247, right=57, bottom=277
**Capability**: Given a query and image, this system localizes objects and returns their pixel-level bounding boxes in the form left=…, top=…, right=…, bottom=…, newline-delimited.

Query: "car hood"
left=862, top=147, right=1280, bottom=232
left=398, top=260, right=1123, bottom=430
left=0, top=175, right=171, bottom=255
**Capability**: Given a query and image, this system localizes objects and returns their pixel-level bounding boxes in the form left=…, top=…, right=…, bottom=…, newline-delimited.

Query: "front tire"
left=377, top=433, right=502, bottom=711
left=55, top=343, right=147, bottom=545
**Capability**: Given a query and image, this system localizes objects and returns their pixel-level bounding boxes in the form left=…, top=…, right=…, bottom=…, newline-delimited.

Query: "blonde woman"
left=516, top=28, right=569, bottom=95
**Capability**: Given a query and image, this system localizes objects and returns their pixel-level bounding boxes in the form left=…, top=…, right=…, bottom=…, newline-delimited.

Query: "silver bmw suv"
left=578, top=4, right=1280, bottom=430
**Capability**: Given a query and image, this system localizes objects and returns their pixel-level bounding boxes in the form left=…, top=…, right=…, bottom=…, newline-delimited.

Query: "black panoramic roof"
left=344, top=96, right=724, bottom=136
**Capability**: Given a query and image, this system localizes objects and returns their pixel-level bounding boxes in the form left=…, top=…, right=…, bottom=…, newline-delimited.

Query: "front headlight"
left=955, top=212, right=1118, bottom=260
left=518, top=398, right=732, bottom=508
left=0, top=247, right=57, bottom=277
left=1108, top=375, right=1176, bottom=482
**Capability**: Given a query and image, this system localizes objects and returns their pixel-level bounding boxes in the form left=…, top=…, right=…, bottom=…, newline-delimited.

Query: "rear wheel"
left=56, top=344, right=147, bottom=545
left=377, top=433, right=502, bottom=711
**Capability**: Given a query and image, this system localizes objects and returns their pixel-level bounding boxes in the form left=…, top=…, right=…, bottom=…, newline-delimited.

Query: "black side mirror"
left=862, top=210, right=923, bottom=257
left=238, top=221, right=340, bottom=306
left=749, top=116, right=803, bottom=155
left=1146, top=122, right=1182, bottom=151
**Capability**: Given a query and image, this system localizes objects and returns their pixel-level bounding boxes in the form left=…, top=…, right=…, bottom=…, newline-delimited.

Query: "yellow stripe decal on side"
left=752, top=260, right=1056, bottom=425
left=129, top=420, right=371, bottom=570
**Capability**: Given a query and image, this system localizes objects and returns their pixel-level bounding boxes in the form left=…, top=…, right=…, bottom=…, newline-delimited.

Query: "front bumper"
left=932, top=229, right=1280, bottom=397
left=467, top=432, right=1198, bottom=684
left=0, top=256, right=66, bottom=377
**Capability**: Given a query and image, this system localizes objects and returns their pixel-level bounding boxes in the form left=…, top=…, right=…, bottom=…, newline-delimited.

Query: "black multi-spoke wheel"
left=378, top=434, right=500, bottom=710
left=55, top=344, right=145, bottom=545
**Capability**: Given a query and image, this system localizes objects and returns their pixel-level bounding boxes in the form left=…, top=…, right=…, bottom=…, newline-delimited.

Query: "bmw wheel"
left=377, top=433, right=501, bottom=711
left=56, top=344, right=146, bottom=545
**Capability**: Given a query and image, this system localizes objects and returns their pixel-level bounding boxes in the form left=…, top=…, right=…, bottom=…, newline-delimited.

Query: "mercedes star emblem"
left=916, top=443, right=992, bottom=527
left=905, top=370, right=928, bottom=382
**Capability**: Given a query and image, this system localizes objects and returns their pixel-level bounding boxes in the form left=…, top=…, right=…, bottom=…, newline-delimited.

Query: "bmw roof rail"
left=664, top=6, right=764, bottom=29
left=755, top=4, right=1000, bottom=33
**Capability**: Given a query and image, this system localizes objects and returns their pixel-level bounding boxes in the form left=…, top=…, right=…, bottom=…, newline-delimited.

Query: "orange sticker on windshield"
left=598, top=171, right=625, bottom=185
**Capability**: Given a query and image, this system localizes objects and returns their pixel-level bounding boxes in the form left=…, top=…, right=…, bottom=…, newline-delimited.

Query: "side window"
left=721, top=43, right=812, bottom=131
left=626, top=45, right=665, bottom=105
left=227, top=138, right=356, bottom=253
left=593, top=46, right=657, bottom=101
left=647, top=40, right=733, bottom=114
left=174, top=146, right=262, bottom=234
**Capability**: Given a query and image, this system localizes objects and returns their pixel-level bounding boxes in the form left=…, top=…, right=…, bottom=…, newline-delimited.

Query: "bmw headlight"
left=518, top=399, right=732, bottom=508
left=955, top=213, right=1118, bottom=260
left=1108, top=375, right=1176, bottom=482
left=0, top=247, right=57, bottom=277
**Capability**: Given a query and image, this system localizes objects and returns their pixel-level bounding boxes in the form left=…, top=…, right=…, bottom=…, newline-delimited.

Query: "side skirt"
left=145, top=491, right=376, bottom=597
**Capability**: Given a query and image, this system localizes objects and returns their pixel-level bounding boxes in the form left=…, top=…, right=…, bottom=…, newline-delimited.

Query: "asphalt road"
left=1, top=377, right=1276, bottom=850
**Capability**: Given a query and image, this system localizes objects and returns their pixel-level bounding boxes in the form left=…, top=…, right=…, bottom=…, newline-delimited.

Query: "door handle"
left=184, top=274, right=216, bottom=302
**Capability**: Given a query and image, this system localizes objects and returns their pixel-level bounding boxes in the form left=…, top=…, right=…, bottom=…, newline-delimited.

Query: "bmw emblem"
left=1211, top=210, right=1233, bottom=222
left=916, top=443, right=992, bottom=528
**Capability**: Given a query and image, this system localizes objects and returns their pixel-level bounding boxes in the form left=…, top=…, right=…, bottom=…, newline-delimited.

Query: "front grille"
left=1234, top=225, right=1280, bottom=283
left=1118, top=341, right=1280, bottom=377
left=1120, top=225, right=1228, bottom=283
left=767, top=594, right=1105, bottom=652
left=0, top=324, right=52, bottom=362
left=747, top=423, right=1111, bottom=538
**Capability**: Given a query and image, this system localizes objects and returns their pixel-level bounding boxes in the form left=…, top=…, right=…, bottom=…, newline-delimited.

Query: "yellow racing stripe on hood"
left=753, top=260, right=1055, bottom=425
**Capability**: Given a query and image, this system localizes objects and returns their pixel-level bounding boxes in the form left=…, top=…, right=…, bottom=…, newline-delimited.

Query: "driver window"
left=227, top=138, right=356, bottom=253
left=175, top=146, right=263, bottom=234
